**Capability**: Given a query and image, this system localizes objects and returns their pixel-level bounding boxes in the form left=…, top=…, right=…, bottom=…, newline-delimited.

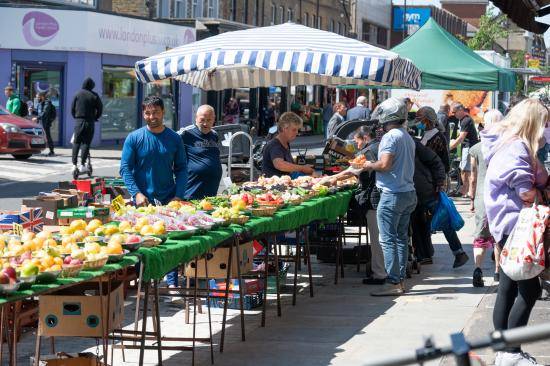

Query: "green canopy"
left=390, top=18, right=516, bottom=91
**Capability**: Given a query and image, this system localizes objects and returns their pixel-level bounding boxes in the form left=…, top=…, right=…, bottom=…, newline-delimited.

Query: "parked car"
left=0, top=106, right=45, bottom=160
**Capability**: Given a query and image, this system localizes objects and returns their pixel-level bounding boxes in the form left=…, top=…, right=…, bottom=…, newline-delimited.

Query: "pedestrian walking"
left=468, top=109, right=503, bottom=288
left=326, top=102, right=347, bottom=139
left=322, top=102, right=333, bottom=139
left=4, top=85, right=21, bottom=116
left=346, top=96, right=371, bottom=121
left=32, top=91, right=56, bottom=157
left=449, top=102, right=479, bottom=197
left=119, top=95, right=187, bottom=207
left=482, top=99, right=548, bottom=366
left=70, top=77, right=103, bottom=176
left=361, top=97, right=417, bottom=296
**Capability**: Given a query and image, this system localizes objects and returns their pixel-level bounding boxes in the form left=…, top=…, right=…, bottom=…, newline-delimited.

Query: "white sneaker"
left=78, top=164, right=87, bottom=173
left=495, top=351, right=543, bottom=366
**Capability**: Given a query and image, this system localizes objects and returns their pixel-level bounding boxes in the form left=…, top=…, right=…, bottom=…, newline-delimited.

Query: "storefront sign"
left=0, top=7, right=195, bottom=57
left=392, top=7, right=431, bottom=31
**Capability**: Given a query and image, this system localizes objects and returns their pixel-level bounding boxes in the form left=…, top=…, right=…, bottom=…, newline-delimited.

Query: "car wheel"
left=12, top=154, right=32, bottom=160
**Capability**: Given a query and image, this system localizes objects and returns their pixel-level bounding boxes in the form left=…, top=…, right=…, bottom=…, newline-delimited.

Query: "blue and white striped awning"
left=135, top=23, right=422, bottom=90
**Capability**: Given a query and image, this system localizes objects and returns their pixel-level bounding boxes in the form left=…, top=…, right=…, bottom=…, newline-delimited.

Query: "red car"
left=0, top=106, right=45, bottom=160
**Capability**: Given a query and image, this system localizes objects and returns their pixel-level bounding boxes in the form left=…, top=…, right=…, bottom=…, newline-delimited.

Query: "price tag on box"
left=12, top=223, right=23, bottom=236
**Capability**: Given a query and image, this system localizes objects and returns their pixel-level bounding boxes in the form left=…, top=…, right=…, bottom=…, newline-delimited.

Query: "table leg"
left=261, top=238, right=270, bottom=327
left=340, top=218, right=345, bottom=278
left=192, top=257, right=198, bottom=366
left=204, top=253, right=214, bottom=365
left=138, top=281, right=150, bottom=366
left=33, top=327, right=41, bottom=366
left=273, top=235, right=281, bottom=317
left=293, top=229, right=301, bottom=306
left=220, top=243, right=233, bottom=353
left=305, top=228, right=314, bottom=297
left=133, top=260, right=144, bottom=346
left=233, top=238, right=245, bottom=341
left=153, top=280, right=163, bottom=366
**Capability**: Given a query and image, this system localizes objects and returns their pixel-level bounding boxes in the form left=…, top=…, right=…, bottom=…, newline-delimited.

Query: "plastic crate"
left=208, top=292, right=263, bottom=310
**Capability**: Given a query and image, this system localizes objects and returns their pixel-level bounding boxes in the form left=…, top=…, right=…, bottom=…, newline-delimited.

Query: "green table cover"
left=138, top=190, right=353, bottom=281
left=0, top=256, right=139, bottom=305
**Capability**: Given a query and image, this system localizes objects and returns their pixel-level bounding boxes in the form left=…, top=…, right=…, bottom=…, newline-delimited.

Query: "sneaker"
left=495, top=351, right=543, bottom=366
left=370, top=283, right=404, bottom=297
left=47, top=151, right=55, bottom=157
left=362, top=277, right=386, bottom=285
left=453, top=252, right=469, bottom=268
left=473, top=267, right=484, bottom=287
left=418, top=257, right=433, bottom=265
left=494, top=272, right=500, bottom=282
left=78, top=164, right=87, bottom=173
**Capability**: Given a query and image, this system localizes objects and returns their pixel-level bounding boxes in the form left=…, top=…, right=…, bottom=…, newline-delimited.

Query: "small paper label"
left=111, top=195, right=125, bottom=212
left=85, top=211, right=94, bottom=218
left=60, top=211, right=72, bottom=217
left=12, top=223, right=23, bottom=236
left=45, top=211, right=55, bottom=220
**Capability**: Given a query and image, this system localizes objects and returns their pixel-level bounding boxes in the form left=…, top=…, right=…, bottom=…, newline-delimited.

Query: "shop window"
left=144, top=80, right=177, bottom=130
left=101, top=66, right=138, bottom=140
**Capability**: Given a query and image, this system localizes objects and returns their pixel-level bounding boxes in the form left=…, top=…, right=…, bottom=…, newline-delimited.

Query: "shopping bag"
left=430, top=192, right=464, bottom=232
left=500, top=203, right=550, bottom=281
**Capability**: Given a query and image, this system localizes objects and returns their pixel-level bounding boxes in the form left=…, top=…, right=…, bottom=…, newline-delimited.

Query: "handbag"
left=500, top=203, right=550, bottom=281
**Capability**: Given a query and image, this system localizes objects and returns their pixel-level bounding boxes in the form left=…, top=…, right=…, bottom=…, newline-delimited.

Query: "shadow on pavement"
left=0, top=180, right=58, bottom=199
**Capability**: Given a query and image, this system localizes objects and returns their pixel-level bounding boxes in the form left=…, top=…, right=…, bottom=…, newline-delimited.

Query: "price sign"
left=111, top=195, right=125, bottom=212
left=12, top=223, right=23, bottom=236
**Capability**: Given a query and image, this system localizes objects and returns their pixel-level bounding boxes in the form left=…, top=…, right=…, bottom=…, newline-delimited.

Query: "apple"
left=2, top=267, right=16, bottom=280
left=63, top=256, right=73, bottom=265
left=0, top=274, right=9, bottom=285
left=126, top=235, right=141, bottom=244
left=70, top=259, right=82, bottom=266
left=20, top=263, right=39, bottom=277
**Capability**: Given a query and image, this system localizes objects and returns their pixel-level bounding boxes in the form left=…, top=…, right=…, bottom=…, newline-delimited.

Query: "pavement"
left=10, top=197, right=550, bottom=365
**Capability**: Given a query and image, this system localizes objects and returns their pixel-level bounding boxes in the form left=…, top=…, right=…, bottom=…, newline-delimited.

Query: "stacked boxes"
left=56, top=207, right=110, bottom=225
left=22, top=192, right=79, bottom=226
left=0, top=207, right=43, bottom=233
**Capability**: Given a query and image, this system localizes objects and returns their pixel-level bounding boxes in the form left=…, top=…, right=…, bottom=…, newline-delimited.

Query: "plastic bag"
left=500, top=203, right=550, bottom=281
left=430, top=192, right=465, bottom=232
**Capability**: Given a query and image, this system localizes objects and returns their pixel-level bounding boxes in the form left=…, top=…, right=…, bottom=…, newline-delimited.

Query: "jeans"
left=43, top=122, right=54, bottom=153
left=425, top=196, right=464, bottom=255
left=367, top=210, right=386, bottom=279
left=166, top=268, right=179, bottom=287
left=377, top=191, right=417, bottom=284
left=323, top=120, right=329, bottom=139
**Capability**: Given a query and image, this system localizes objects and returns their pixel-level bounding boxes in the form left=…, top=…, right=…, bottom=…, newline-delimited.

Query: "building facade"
left=352, top=0, right=392, bottom=49
left=0, top=3, right=196, bottom=147
left=440, top=0, right=488, bottom=28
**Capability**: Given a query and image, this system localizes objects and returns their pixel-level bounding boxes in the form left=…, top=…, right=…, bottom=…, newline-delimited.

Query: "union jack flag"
left=0, top=208, right=43, bottom=233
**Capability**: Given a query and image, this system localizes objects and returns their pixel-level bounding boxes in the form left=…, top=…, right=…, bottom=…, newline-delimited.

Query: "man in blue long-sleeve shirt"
left=120, top=96, right=187, bottom=206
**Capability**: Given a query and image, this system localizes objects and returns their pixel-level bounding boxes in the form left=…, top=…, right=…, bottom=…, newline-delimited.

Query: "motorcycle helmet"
left=371, top=97, right=408, bottom=125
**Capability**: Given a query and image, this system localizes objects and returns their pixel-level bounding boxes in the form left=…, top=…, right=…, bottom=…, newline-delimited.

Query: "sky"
left=392, top=0, right=550, bottom=47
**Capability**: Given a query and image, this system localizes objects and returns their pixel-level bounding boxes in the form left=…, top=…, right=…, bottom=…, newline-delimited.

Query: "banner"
left=0, top=7, right=195, bottom=57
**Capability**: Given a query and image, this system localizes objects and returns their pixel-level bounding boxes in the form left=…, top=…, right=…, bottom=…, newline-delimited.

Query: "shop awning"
left=134, top=22, right=422, bottom=90
left=490, top=0, right=550, bottom=34
left=390, top=18, right=516, bottom=91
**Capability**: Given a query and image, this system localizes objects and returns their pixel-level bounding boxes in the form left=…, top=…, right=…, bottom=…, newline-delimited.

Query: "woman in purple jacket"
left=482, top=99, right=548, bottom=366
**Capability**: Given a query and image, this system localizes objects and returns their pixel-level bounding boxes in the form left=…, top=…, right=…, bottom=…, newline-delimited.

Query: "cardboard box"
left=0, top=208, right=43, bottom=233
left=22, top=194, right=77, bottom=226
left=208, top=292, right=263, bottom=310
left=31, top=353, right=104, bottom=366
left=39, top=281, right=124, bottom=338
left=185, top=241, right=254, bottom=279
left=208, top=278, right=264, bottom=297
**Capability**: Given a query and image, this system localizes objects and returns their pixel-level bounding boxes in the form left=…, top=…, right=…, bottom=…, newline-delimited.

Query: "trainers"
left=78, top=164, right=87, bottom=173
left=370, top=283, right=404, bottom=297
left=473, top=267, right=484, bottom=287
left=47, top=151, right=55, bottom=157
left=362, top=277, right=386, bottom=285
left=453, top=252, right=469, bottom=268
left=495, top=351, right=543, bottom=366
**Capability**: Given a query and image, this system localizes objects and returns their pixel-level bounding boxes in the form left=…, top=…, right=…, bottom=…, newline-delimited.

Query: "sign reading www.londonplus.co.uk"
left=0, top=7, right=196, bottom=57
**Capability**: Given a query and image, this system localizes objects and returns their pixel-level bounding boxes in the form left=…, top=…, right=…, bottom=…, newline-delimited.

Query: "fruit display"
left=349, top=155, right=366, bottom=168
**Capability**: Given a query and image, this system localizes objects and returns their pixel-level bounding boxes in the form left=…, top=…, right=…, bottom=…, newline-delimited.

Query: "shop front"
left=0, top=5, right=196, bottom=147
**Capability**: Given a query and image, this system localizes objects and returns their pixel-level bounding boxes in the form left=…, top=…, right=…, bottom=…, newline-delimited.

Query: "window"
left=310, top=14, right=315, bottom=28
left=316, top=16, right=322, bottom=29
left=377, top=26, right=387, bottom=46
left=329, top=19, right=334, bottom=32
left=271, top=4, right=276, bottom=25
left=287, top=8, right=293, bottom=22
left=335, top=21, right=340, bottom=34
left=303, top=12, right=308, bottom=26
left=175, top=0, right=185, bottom=18
left=342, top=24, right=346, bottom=36
left=192, top=0, right=198, bottom=17
left=207, top=0, right=217, bottom=17
left=362, top=21, right=378, bottom=43
left=102, top=66, right=138, bottom=140
left=157, top=0, right=170, bottom=18
left=279, top=6, right=284, bottom=23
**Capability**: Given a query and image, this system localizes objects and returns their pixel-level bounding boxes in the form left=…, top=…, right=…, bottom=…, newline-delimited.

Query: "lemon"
left=140, top=225, right=155, bottom=236
left=59, top=226, right=74, bottom=236
left=70, top=219, right=87, bottom=231
left=21, top=232, right=35, bottom=243
left=118, top=221, right=132, bottom=232
left=104, top=226, right=119, bottom=236
left=36, top=231, right=51, bottom=241
left=137, top=217, right=150, bottom=226
left=84, top=242, right=101, bottom=254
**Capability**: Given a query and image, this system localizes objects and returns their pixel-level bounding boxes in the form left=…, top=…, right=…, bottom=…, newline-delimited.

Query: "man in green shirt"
left=4, top=85, right=21, bottom=116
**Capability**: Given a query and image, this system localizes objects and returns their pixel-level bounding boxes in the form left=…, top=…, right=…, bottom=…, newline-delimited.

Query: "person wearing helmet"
left=362, top=97, right=417, bottom=296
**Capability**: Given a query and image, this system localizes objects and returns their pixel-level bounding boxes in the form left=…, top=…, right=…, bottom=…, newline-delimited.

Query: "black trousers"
left=493, top=236, right=542, bottom=352
left=410, top=204, right=434, bottom=261
left=72, top=119, right=94, bottom=166
left=43, top=122, right=54, bottom=153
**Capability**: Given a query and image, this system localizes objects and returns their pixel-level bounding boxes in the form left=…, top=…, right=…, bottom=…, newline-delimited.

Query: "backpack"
left=18, top=100, right=28, bottom=117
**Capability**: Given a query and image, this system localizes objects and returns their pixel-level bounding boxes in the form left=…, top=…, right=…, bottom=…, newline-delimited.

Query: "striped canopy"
left=134, top=23, right=422, bottom=90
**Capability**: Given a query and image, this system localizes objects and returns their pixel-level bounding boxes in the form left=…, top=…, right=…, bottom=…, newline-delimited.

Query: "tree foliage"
left=467, top=14, right=509, bottom=50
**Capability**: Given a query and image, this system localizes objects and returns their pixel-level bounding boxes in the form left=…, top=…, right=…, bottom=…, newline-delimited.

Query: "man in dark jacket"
left=32, top=91, right=56, bottom=156
left=411, top=137, right=468, bottom=268
left=71, top=77, right=103, bottom=174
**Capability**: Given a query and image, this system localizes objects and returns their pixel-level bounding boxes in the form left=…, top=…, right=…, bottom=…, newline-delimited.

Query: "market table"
left=127, top=190, right=353, bottom=366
